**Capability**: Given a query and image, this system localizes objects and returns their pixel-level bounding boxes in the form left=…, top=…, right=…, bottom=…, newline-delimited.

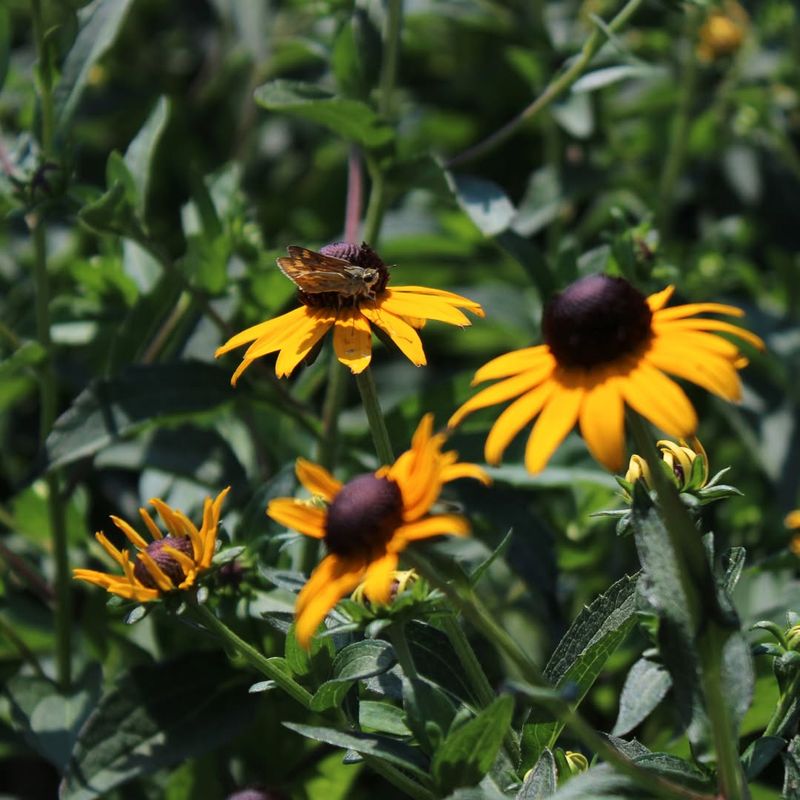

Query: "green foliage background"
left=0, top=0, right=799, bottom=798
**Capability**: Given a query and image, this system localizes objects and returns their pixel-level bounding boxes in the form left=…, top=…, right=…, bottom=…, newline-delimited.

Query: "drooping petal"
left=362, top=552, right=399, bottom=605
left=484, top=381, right=556, bottom=465
left=579, top=372, right=626, bottom=471
left=378, top=290, right=472, bottom=326
left=441, top=462, right=491, bottom=485
left=295, top=555, right=364, bottom=648
left=472, top=346, right=554, bottom=385
left=449, top=365, right=552, bottom=428
left=275, top=309, right=337, bottom=378
left=333, top=308, right=373, bottom=373
left=266, top=499, right=327, bottom=538
left=215, top=306, right=310, bottom=356
left=296, top=458, right=342, bottom=501
left=656, top=317, right=764, bottom=350
left=524, top=377, right=585, bottom=474
left=360, top=304, right=427, bottom=366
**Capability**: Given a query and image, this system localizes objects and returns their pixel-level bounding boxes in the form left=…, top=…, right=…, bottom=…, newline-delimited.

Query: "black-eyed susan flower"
left=215, top=242, right=484, bottom=384
left=73, top=488, right=230, bottom=602
left=449, top=274, right=764, bottom=474
left=266, top=415, right=489, bottom=648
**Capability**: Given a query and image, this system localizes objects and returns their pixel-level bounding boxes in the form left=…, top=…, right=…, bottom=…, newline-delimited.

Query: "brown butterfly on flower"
left=277, top=245, right=384, bottom=302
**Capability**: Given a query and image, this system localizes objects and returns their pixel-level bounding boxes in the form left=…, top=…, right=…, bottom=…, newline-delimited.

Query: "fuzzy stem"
left=440, top=613, right=521, bottom=764
left=189, top=599, right=313, bottom=708
left=362, top=157, right=386, bottom=246
left=28, top=13, right=71, bottom=685
left=447, top=0, right=645, bottom=168
left=629, top=413, right=749, bottom=800
left=404, top=551, right=715, bottom=800
left=355, top=368, right=394, bottom=465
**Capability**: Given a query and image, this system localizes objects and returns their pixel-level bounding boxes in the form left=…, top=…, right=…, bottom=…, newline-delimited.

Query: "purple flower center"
left=324, top=474, right=403, bottom=557
left=542, top=274, right=652, bottom=368
left=133, top=536, right=194, bottom=589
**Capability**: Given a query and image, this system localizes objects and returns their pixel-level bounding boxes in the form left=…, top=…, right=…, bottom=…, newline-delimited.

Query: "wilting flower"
left=73, top=489, right=230, bottom=602
left=267, top=415, right=489, bottom=647
left=215, top=242, right=483, bottom=383
left=626, top=437, right=709, bottom=493
left=450, top=275, right=763, bottom=474
left=698, top=2, right=748, bottom=62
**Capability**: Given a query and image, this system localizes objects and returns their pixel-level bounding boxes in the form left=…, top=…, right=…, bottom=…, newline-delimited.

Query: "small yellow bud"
left=697, top=2, right=748, bottom=62
left=565, top=751, right=589, bottom=774
left=624, top=437, right=708, bottom=494
left=787, top=623, right=800, bottom=651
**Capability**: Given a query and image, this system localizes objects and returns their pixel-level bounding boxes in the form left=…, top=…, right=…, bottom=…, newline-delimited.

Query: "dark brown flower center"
left=542, top=274, right=652, bottom=368
left=324, top=474, right=402, bottom=557
left=133, top=536, right=194, bottom=589
left=298, top=242, right=390, bottom=309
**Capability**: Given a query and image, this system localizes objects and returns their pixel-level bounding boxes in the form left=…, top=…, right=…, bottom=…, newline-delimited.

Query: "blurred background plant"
left=0, top=0, right=799, bottom=798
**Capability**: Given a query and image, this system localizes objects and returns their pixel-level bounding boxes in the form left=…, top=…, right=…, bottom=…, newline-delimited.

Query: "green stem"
left=30, top=0, right=54, bottom=157
left=362, top=156, right=386, bottom=246
left=388, top=622, right=419, bottom=680
left=405, top=551, right=714, bottom=800
left=656, top=8, right=700, bottom=241
left=361, top=755, right=436, bottom=800
left=446, top=0, right=646, bottom=167
left=764, top=664, right=800, bottom=738
left=378, top=0, right=403, bottom=118
left=441, top=613, right=521, bottom=765
left=189, top=599, right=313, bottom=709
left=629, top=414, right=749, bottom=800
left=355, top=368, right=394, bottom=465
left=32, top=219, right=71, bottom=691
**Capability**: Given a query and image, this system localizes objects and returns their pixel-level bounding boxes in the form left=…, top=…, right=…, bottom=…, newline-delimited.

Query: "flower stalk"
left=189, top=598, right=313, bottom=709
left=30, top=0, right=70, bottom=691
left=355, top=368, right=395, bottom=465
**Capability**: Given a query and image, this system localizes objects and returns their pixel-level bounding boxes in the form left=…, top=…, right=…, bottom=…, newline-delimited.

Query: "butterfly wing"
left=277, top=247, right=357, bottom=294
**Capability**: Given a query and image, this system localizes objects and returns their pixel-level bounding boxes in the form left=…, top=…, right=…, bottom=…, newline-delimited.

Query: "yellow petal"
left=138, top=509, right=163, bottom=540
left=295, top=555, right=364, bottom=648
left=378, top=290, right=472, bottom=326
left=484, top=381, right=556, bottom=464
left=392, top=514, right=470, bottom=546
left=472, top=346, right=554, bottom=384
left=658, top=317, right=764, bottom=351
left=524, top=377, right=584, bottom=474
left=390, top=285, right=485, bottom=316
left=275, top=310, right=336, bottom=378
left=579, top=373, right=625, bottom=471
left=647, top=286, right=675, bottom=311
left=333, top=308, right=373, bottom=374
left=296, top=458, right=342, bottom=502
left=94, top=532, right=125, bottom=567
left=654, top=302, right=745, bottom=321
left=267, top=499, right=326, bottom=538
left=109, top=516, right=148, bottom=550
left=449, top=365, right=552, bottom=428
left=360, top=304, right=427, bottom=366
left=136, top=551, right=174, bottom=592
left=785, top=510, right=800, bottom=530
left=619, top=362, right=697, bottom=438
left=216, top=306, right=310, bottom=356
left=441, top=462, right=491, bottom=485
left=362, top=552, right=399, bottom=605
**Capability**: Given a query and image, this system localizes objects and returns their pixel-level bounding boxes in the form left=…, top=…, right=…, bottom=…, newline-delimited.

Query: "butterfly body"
left=277, top=246, right=383, bottom=302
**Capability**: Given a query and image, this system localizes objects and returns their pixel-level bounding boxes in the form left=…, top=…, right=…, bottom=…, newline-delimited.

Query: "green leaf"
left=741, top=736, right=786, bottom=781
left=284, top=723, right=430, bottom=782
left=44, top=361, right=233, bottom=470
left=547, top=765, right=648, bottom=799
left=77, top=182, right=133, bottom=236
left=253, top=80, right=393, bottom=147
left=124, top=96, right=171, bottom=217
left=611, top=657, right=672, bottom=736
left=60, top=653, right=255, bottom=800
left=403, top=677, right=458, bottom=755
left=783, top=736, right=800, bottom=799
left=522, top=574, right=638, bottom=768
left=517, top=748, right=556, bottom=799
left=407, top=621, right=475, bottom=703
left=446, top=173, right=516, bottom=237
left=55, top=0, right=137, bottom=133
left=332, top=10, right=381, bottom=99
left=284, top=622, right=335, bottom=681
left=359, top=700, right=411, bottom=737
left=0, top=341, right=47, bottom=381
left=432, top=695, right=514, bottom=795
left=470, top=529, right=513, bottom=587
left=310, top=640, right=396, bottom=711
left=6, top=665, right=101, bottom=772
left=571, top=64, right=665, bottom=93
